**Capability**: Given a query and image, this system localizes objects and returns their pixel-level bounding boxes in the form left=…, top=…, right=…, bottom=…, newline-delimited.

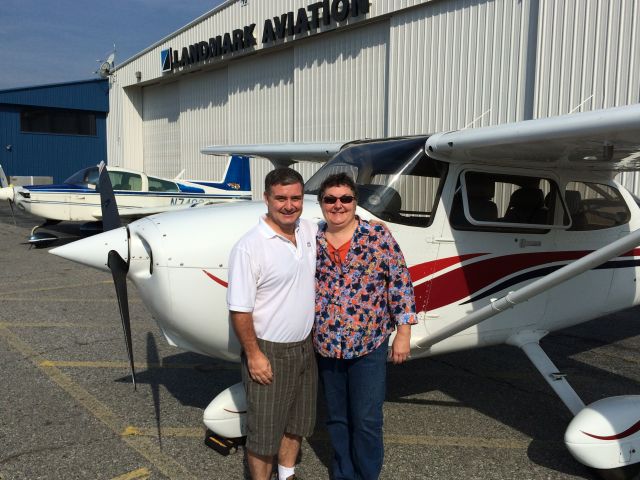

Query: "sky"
left=0, top=0, right=226, bottom=90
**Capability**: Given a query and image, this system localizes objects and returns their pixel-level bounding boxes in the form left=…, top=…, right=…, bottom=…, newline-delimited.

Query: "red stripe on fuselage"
left=409, top=253, right=488, bottom=282
left=203, top=270, right=228, bottom=288
left=413, top=249, right=640, bottom=311
left=582, top=419, right=640, bottom=441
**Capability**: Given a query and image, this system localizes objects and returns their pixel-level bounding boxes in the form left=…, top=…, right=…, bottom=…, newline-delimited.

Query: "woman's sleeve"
left=383, top=228, right=418, bottom=326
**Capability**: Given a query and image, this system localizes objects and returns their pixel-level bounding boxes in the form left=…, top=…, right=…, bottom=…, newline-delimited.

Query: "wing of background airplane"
left=201, top=142, right=345, bottom=167
left=426, top=103, right=640, bottom=171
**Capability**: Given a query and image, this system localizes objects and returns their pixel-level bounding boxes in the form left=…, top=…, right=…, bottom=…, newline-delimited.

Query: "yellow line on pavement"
left=110, top=468, right=151, bottom=480
left=0, top=280, right=112, bottom=297
left=122, top=426, right=204, bottom=438
left=120, top=425, right=548, bottom=451
left=0, top=298, right=139, bottom=303
left=39, top=360, right=238, bottom=371
left=0, top=326, right=197, bottom=480
left=384, top=433, right=533, bottom=449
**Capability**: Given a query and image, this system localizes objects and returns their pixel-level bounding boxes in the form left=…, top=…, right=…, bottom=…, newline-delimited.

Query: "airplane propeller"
left=0, top=164, right=16, bottom=225
left=98, top=162, right=136, bottom=389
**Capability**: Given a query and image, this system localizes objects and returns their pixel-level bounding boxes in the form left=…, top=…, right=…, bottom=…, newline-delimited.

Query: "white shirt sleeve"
left=227, top=245, right=257, bottom=313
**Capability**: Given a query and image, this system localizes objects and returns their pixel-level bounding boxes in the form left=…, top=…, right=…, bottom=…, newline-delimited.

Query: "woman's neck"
left=326, top=217, right=358, bottom=245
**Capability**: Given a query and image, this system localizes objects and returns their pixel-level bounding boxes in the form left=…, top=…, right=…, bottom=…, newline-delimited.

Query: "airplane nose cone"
left=50, top=226, right=129, bottom=272
left=0, top=186, right=14, bottom=202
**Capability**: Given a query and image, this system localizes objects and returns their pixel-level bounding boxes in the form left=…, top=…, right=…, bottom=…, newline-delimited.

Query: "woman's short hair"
left=264, top=167, right=304, bottom=195
left=317, top=172, right=358, bottom=202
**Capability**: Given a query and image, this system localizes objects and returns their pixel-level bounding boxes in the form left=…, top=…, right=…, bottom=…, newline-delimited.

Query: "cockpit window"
left=451, top=171, right=570, bottom=232
left=65, top=167, right=99, bottom=186
left=108, top=172, right=142, bottom=191
left=565, top=182, right=630, bottom=230
left=305, top=137, right=448, bottom=227
left=148, top=176, right=179, bottom=192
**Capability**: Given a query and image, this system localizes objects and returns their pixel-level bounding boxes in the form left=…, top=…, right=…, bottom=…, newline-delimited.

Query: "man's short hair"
left=317, top=172, right=358, bottom=202
left=264, top=168, right=304, bottom=195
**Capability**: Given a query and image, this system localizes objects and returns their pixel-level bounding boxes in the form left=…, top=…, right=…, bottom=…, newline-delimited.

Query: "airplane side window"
left=565, top=182, right=630, bottom=230
left=451, top=171, right=567, bottom=233
left=148, top=177, right=179, bottom=192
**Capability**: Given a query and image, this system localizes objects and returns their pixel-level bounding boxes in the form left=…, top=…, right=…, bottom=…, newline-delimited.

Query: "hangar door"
left=142, top=81, right=181, bottom=178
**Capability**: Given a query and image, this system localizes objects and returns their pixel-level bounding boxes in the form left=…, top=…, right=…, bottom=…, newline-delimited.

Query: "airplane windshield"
left=305, top=136, right=448, bottom=227
left=65, top=167, right=99, bottom=186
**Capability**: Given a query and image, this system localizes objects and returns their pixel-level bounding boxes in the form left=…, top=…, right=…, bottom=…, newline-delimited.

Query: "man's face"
left=263, top=182, right=304, bottom=233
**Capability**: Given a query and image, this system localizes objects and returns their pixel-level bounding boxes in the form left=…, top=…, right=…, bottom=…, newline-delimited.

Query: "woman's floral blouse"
left=314, top=218, right=417, bottom=359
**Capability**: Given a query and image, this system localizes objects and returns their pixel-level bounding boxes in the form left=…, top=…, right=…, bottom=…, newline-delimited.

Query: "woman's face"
left=320, top=184, right=357, bottom=228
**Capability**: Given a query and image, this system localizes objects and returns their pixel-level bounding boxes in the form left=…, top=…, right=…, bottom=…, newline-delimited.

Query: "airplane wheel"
left=594, top=464, right=640, bottom=480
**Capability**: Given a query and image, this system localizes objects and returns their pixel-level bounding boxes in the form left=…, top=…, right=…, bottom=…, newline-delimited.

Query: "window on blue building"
left=20, top=107, right=97, bottom=136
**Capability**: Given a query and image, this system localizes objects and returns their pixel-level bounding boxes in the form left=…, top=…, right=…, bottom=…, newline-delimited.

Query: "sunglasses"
left=322, top=195, right=355, bottom=205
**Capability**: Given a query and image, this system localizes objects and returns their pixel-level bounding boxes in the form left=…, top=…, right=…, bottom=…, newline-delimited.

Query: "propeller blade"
left=107, top=249, right=136, bottom=389
left=98, top=162, right=121, bottom=231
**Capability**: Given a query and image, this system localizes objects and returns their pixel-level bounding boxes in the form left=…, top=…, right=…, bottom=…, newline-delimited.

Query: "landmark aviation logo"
left=161, top=0, right=370, bottom=73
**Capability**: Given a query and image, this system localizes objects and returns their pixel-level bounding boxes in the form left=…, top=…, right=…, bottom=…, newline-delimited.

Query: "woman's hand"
left=390, top=325, right=411, bottom=364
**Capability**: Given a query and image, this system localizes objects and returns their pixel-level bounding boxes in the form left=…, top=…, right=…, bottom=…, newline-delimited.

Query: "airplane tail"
left=221, top=155, right=251, bottom=192
left=0, top=164, right=8, bottom=188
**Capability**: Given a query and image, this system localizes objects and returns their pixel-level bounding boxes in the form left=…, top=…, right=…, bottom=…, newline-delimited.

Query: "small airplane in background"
left=51, top=104, right=640, bottom=479
left=0, top=155, right=251, bottom=246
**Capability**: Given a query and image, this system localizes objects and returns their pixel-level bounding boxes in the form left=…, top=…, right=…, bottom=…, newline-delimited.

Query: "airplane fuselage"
left=13, top=185, right=250, bottom=221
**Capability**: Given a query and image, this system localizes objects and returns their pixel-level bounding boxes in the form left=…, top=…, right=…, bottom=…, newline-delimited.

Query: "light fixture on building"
left=5, top=144, right=12, bottom=151
left=135, top=71, right=142, bottom=82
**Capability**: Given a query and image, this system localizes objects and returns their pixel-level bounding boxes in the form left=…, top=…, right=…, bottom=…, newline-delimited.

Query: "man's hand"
left=389, top=325, right=411, bottom=365
left=247, top=350, right=273, bottom=385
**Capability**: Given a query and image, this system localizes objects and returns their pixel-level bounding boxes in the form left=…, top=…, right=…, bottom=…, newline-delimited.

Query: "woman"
left=314, top=172, right=417, bottom=480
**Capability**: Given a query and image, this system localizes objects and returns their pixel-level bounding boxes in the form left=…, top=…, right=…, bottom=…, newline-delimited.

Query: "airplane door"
left=545, top=181, right=629, bottom=331
left=421, top=168, right=566, bottom=351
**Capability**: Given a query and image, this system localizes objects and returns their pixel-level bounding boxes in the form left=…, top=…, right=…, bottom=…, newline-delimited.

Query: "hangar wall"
left=107, top=0, right=640, bottom=199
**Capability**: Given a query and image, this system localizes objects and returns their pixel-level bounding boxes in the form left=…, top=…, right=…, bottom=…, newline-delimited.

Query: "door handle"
left=519, top=239, right=541, bottom=248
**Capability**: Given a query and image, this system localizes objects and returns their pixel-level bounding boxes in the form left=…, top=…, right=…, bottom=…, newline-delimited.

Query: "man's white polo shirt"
left=227, top=215, right=317, bottom=343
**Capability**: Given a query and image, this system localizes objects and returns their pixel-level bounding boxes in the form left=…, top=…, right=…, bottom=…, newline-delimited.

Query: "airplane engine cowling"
left=565, top=396, right=640, bottom=470
left=203, top=382, right=246, bottom=439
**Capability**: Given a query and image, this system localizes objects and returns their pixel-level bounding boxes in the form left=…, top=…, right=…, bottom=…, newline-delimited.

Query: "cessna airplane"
left=50, top=104, right=640, bottom=479
left=0, top=155, right=251, bottom=245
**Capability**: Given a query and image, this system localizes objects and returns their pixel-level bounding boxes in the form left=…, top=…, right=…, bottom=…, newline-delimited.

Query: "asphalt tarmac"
left=0, top=203, right=638, bottom=480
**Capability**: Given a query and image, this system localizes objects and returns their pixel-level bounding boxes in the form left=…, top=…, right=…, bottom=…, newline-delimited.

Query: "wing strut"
left=415, top=227, right=640, bottom=350
left=508, top=334, right=585, bottom=415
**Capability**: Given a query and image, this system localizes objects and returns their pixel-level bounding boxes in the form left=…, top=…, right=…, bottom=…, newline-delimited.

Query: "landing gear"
left=510, top=333, right=640, bottom=479
left=204, top=429, right=245, bottom=456
left=28, top=220, right=61, bottom=247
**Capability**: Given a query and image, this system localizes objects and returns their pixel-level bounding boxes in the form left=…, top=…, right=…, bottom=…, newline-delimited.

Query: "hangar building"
left=0, top=79, right=109, bottom=183
left=108, top=0, right=640, bottom=198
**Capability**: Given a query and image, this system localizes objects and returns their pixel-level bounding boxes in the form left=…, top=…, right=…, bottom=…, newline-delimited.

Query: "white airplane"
left=50, top=104, right=640, bottom=479
left=0, top=155, right=251, bottom=245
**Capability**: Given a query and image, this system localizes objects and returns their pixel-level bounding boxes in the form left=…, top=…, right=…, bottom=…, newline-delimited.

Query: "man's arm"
left=230, top=311, right=273, bottom=385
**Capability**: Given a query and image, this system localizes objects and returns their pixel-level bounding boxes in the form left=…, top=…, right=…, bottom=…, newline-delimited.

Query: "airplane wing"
left=201, top=142, right=345, bottom=167
left=425, top=103, right=640, bottom=171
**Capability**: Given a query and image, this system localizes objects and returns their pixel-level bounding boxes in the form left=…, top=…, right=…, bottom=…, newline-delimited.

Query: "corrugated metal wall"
left=388, top=0, right=532, bottom=134
left=535, top=0, right=640, bottom=116
left=108, top=0, right=640, bottom=198
left=0, top=80, right=109, bottom=182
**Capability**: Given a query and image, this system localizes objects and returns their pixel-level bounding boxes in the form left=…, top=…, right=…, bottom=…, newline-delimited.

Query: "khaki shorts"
left=241, top=336, right=317, bottom=456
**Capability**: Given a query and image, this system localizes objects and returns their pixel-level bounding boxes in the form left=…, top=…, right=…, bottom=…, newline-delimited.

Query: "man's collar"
left=258, top=215, right=298, bottom=239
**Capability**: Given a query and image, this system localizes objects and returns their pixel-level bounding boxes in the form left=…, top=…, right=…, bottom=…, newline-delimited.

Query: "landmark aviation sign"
left=161, top=0, right=370, bottom=72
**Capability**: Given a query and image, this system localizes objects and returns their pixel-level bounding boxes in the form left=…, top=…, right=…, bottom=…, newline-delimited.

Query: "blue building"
left=0, top=79, right=108, bottom=183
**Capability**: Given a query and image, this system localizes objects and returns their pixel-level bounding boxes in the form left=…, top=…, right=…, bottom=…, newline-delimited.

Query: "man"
left=227, top=168, right=317, bottom=480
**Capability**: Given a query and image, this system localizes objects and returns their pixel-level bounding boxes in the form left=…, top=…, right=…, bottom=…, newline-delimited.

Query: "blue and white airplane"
left=0, top=155, right=251, bottom=245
